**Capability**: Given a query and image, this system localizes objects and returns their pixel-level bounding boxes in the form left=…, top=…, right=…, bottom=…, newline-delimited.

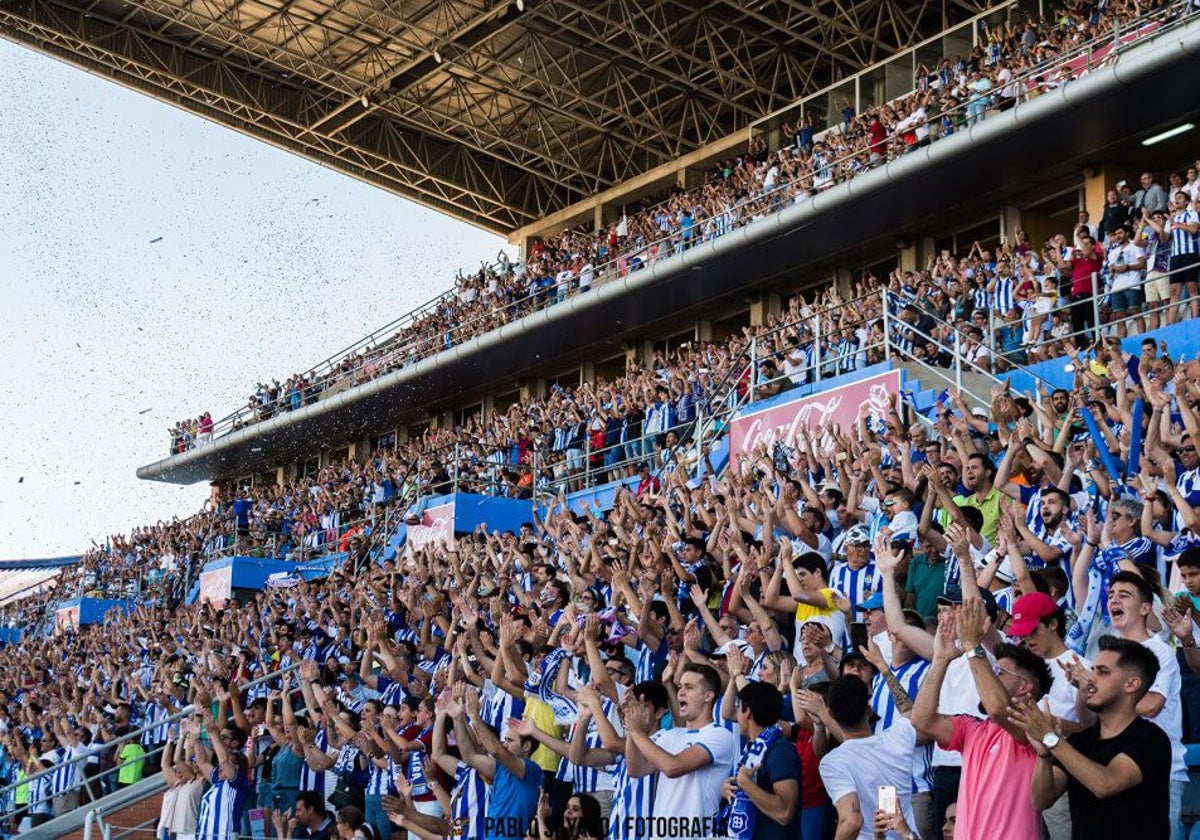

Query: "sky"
left=0, top=40, right=505, bottom=559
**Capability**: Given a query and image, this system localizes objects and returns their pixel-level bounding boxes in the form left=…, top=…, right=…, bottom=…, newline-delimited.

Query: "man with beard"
left=1017, top=634, right=1170, bottom=840
left=1015, top=488, right=1072, bottom=570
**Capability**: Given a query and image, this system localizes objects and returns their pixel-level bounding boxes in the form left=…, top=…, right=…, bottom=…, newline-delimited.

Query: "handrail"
left=1009, top=258, right=1200, bottom=359
left=166, top=3, right=1191, bottom=454
left=751, top=2, right=1018, bottom=133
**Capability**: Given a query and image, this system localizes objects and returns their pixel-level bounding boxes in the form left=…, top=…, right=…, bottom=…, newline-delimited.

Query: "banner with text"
left=406, top=502, right=457, bottom=555
left=729, top=369, right=901, bottom=461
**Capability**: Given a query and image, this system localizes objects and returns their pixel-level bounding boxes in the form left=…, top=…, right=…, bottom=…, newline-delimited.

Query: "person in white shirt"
left=1103, top=225, right=1147, bottom=337
left=819, top=675, right=919, bottom=839
left=625, top=663, right=738, bottom=831
left=1105, top=570, right=1188, bottom=839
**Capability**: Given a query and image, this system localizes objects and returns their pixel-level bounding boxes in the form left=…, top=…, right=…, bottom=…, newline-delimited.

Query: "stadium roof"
left=0, top=0, right=990, bottom=234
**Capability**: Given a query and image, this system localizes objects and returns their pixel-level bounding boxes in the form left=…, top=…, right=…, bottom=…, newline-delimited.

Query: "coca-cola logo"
left=730, top=371, right=900, bottom=459
left=407, top=505, right=456, bottom=553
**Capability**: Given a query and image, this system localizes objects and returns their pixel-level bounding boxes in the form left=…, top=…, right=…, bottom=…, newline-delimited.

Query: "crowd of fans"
left=167, top=0, right=1192, bottom=454
left=9, top=2, right=1200, bottom=837
left=170, top=414, right=214, bottom=455
left=10, top=323, right=1200, bottom=840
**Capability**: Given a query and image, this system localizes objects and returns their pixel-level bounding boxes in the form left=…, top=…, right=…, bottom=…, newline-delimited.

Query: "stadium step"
left=21, top=777, right=167, bottom=840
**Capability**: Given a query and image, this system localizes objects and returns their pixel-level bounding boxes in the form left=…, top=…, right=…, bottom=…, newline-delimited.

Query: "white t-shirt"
left=932, top=650, right=993, bottom=768
left=1106, top=243, right=1146, bottom=292
left=651, top=721, right=739, bottom=822
left=1141, top=634, right=1188, bottom=782
left=820, top=717, right=918, bottom=839
left=1046, top=648, right=1088, bottom=723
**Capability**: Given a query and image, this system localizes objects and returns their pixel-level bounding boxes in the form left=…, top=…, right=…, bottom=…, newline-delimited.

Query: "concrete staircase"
left=893, top=358, right=999, bottom=421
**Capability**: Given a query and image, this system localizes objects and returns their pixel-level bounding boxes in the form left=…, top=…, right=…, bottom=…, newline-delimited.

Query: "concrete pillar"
left=916, top=236, right=938, bottom=269
left=581, top=360, right=596, bottom=384
left=999, top=206, right=1022, bottom=244
left=593, top=204, right=605, bottom=232
left=481, top=393, right=495, bottom=420
left=898, top=240, right=919, bottom=273
left=276, top=465, right=288, bottom=485
left=397, top=426, right=409, bottom=444
left=347, top=441, right=360, bottom=461
left=835, top=268, right=854, bottom=298
left=696, top=319, right=713, bottom=342
left=1083, top=165, right=1132, bottom=235
left=519, top=378, right=546, bottom=401
left=749, top=293, right=782, bottom=326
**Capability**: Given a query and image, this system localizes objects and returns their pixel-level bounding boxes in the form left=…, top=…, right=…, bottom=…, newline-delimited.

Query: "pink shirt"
left=942, top=716, right=1041, bottom=840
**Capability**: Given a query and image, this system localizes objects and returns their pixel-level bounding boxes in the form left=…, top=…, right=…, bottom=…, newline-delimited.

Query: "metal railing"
left=0, top=660, right=301, bottom=825
left=163, top=2, right=1194, bottom=455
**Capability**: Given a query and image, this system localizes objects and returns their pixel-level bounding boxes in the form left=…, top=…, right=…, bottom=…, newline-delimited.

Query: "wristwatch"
left=966, top=644, right=987, bottom=660
left=1041, top=732, right=1061, bottom=750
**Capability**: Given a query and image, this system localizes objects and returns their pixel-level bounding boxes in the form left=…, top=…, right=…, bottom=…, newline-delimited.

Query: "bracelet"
left=1184, top=639, right=1197, bottom=649
left=1086, top=541, right=1098, bottom=548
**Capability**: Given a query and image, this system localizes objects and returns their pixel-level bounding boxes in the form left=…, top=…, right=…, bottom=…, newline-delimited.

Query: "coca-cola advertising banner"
left=729, top=370, right=901, bottom=460
left=198, top=564, right=233, bottom=607
left=406, top=502, right=457, bottom=555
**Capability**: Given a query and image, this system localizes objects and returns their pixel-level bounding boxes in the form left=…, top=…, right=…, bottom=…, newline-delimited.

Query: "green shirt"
left=117, top=743, right=146, bottom=785
left=906, top=552, right=947, bottom=617
left=953, top=486, right=1004, bottom=544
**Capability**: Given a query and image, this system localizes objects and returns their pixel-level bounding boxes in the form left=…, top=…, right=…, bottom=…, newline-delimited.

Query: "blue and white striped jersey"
left=870, top=657, right=933, bottom=794
left=299, top=727, right=328, bottom=793
left=607, top=755, right=656, bottom=840
left=828, top=562, right=883, bottom=622
left=449, top=761, right=488, bottom=840
left=195, top=767, right=249, bottom=840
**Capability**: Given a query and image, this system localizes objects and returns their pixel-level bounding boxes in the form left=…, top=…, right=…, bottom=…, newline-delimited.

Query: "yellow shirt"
left=792, top=588, right=847, bottom=660
left=523, top=697, right=563, bottom=773
left=794, top=588, right=838, bottom=626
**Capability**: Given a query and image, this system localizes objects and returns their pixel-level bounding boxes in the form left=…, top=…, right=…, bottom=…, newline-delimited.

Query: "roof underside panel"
left=0, top=0, right=989, bottom=232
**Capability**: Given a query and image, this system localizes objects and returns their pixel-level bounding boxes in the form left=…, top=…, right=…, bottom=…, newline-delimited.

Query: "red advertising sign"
left=729, top=370, right=901, bottom=461
left=198, top=564, right=233, bottom=607
left=406, top=503, right=457, bottom=555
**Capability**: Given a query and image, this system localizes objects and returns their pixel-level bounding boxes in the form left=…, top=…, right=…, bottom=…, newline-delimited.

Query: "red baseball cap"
left=1007, top=592, right=1060, bottom=637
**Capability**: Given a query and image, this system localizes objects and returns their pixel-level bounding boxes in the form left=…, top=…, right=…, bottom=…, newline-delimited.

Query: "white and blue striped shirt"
left=607, top=755, right=656, bottom=840
left=141, top=702, right=174, bottom=746
left=195, top=768, right=249, bottom=840
left=299, top=728, right=328, bottom=793
left=990, top=274, right=1015, bottom=315
left=49, top=747, right=78, bottom=796
left=828, top=561, right=883, bottom=622
left=1170, top=209, right=1200, bottom=256
left=871, top=657, right=933, bottom=794
left=449, top=761, right=488, bottom=840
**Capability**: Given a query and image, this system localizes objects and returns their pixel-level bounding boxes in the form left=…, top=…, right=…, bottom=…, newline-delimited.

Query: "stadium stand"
left=5, top=3, right=1200, bottom=840
left=167, top=0, right=1184, bottom=452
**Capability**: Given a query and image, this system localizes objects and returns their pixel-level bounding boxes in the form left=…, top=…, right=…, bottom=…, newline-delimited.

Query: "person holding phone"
left=818, top=675, right=917, bottom=839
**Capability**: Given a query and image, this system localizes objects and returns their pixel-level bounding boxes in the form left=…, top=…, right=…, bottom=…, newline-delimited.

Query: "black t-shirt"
left=1063, top=716, right=1171, bottom=840
left=750, top=737, right=803, bottom=840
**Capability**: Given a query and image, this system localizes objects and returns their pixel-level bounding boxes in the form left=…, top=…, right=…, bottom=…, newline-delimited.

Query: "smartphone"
left=850, top=622, right=869, bottom=650
left=877, top=785, right=897, bottom=815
